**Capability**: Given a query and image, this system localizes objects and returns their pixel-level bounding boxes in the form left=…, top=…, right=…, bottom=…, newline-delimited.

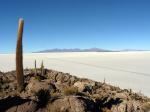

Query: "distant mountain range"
left=34, top=48, right=149, bottom=53
left=34, top=48, right=112, bottom=53
left=121, top=49, right=149, bottom=52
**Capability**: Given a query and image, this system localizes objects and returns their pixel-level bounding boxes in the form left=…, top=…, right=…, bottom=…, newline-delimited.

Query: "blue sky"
left=0, top=0, right=150, bottom=53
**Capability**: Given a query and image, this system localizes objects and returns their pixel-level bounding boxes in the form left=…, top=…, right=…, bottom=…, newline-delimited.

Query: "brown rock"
left=73, top=81, right=94, bottom=93
left=115, top=92, right=130, bottom=100
left=6, top=100, right=37, bottom=112
left=26, top=77, right=50, bottom=93
left=40, top=96, right=94, bottom=112
left=111, top=101, right=142, bottom=112
left=141, top=102, right=150, bottom=112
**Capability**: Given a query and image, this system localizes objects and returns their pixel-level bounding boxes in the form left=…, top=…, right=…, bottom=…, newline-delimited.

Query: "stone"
left=26, top=77, right=51, bottom=93
left=141, top=102, right=150, bottom=112
left=6, top=100, right=37, bottom=112
left=41, top=96, right=94, bottom=112
left=73, top=81, right=94, bottom=93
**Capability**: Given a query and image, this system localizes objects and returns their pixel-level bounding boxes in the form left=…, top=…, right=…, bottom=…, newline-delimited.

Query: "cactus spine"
left=16, top=18, right=24, bottom=92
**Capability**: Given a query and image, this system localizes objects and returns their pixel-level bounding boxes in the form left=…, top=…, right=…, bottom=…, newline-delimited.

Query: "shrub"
left=63, top=86, right=78, bottom=96
left=34, top=75, right=46, bottom=81
left=49, top=92, right=60, bottom=103
left=35, top=76, right=42, bottom=81
left=141, top=102, right=150, bottom=112
left=36, top=89, right=50, bottom=108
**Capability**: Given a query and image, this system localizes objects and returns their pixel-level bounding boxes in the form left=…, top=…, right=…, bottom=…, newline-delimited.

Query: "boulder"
left=141, top=102, right=150, bottom=112
left=73, top=81, right=95, bottom=93
left=111, top=101, right=142, bottom=112
left=47, top=71, right=78, bottom=85
left=6, top=100, right=37, bottom=112
left=26, top=77, right=52, bottom=94
left=115, top=92, right=130, bottom=100
left=40, top=96, right=94, bottom=112
left=0, top=96, right=37, bottom=112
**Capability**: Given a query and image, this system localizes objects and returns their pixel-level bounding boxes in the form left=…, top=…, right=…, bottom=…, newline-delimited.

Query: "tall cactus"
left=16, top=18, right=24, bottom=92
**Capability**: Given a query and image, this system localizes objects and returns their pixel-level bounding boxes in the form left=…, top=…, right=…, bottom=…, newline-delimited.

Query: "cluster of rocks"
left=0, top=69, right=150, bottom=112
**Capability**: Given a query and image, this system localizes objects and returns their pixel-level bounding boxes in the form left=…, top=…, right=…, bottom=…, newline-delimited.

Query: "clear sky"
left=0, top=0, right=150, bottom=53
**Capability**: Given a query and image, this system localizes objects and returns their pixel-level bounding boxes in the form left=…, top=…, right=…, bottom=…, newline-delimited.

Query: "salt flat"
left=0, top=52, right=150, bottom=97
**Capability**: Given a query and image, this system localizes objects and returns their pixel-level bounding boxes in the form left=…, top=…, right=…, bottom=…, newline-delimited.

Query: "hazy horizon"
left=0, top=47, right=150, bottom=54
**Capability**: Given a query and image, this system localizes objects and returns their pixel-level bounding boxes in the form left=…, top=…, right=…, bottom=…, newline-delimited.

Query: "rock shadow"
left=95, top=97, right=123, bottom=111
left=0, top=96, right=31, bottom=112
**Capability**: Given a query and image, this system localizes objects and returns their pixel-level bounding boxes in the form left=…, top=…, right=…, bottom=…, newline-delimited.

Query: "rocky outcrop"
left=6, top=100, right=37, bottom=112
left=47, top=70, right=78, bottom=85
left=141, top=102, right=150, bottom=112
left=38, top=96, right=95, bottom=112
left=0, top=69, right=150, bottom=112
left=26, top=77, right=51, bottom=93
left=73, top=81, right=95, bottom=93
left=0, top=96, right=37, bottom=112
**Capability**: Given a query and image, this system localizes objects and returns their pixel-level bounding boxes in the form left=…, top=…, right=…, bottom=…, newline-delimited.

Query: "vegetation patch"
left=63, top=86, right=78, bottom=96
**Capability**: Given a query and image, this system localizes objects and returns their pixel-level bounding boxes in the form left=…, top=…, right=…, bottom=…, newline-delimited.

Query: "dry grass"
left=141, top=102, right=150, bottom=112
left=63, top=86, right=78, bottom=96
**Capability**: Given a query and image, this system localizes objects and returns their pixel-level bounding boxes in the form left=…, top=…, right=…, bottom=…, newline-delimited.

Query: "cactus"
left=103, top=78, right=106, bottom=84
left=16, top=18, right=24, bottom=92
left=35, top=60, right=37, bottom=76
left=41, top=60, right=44, bottom=76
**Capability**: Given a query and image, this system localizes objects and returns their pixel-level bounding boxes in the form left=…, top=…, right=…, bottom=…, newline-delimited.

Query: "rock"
left=47, top=70, right=78, bottom=85
left=69, top=76, right=78, bottom=85
left=0, top=96, right=37, bottom=112
left=141, top=102, right=150, bottom=112
left=6, top=100, right=37, bottom=112
left=26, top=77, right=51, bottom=93
left=0, top=69, right=150, bottom=112
left=55, top=82, right=69, bottom=92
left=4, top=71, right=16, bottom=82
left=40, top=96, right=94, bottom=112
left=111, top=101, right=142, bottom=112
left=80, top=79, right=96, bottom=86
left=102, top=84, right=111, bottom=91
left=73, top=82, right=85, bottom=92
left=73, top=81, right=94, bottom=93
left=115, top=92, right=130, bottom=100
left=47, top=70, right=59, bottom=82
left=58, top=73, right=70, bottom=82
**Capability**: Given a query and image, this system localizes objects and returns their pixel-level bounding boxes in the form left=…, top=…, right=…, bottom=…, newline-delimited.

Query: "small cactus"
left=16, top=18, right=24, bottom=92
left=35, top=60, right=37, bottom=76
left=103, top=78, right=106, bottom=84
left=41, top=60, right=44, bottom=76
